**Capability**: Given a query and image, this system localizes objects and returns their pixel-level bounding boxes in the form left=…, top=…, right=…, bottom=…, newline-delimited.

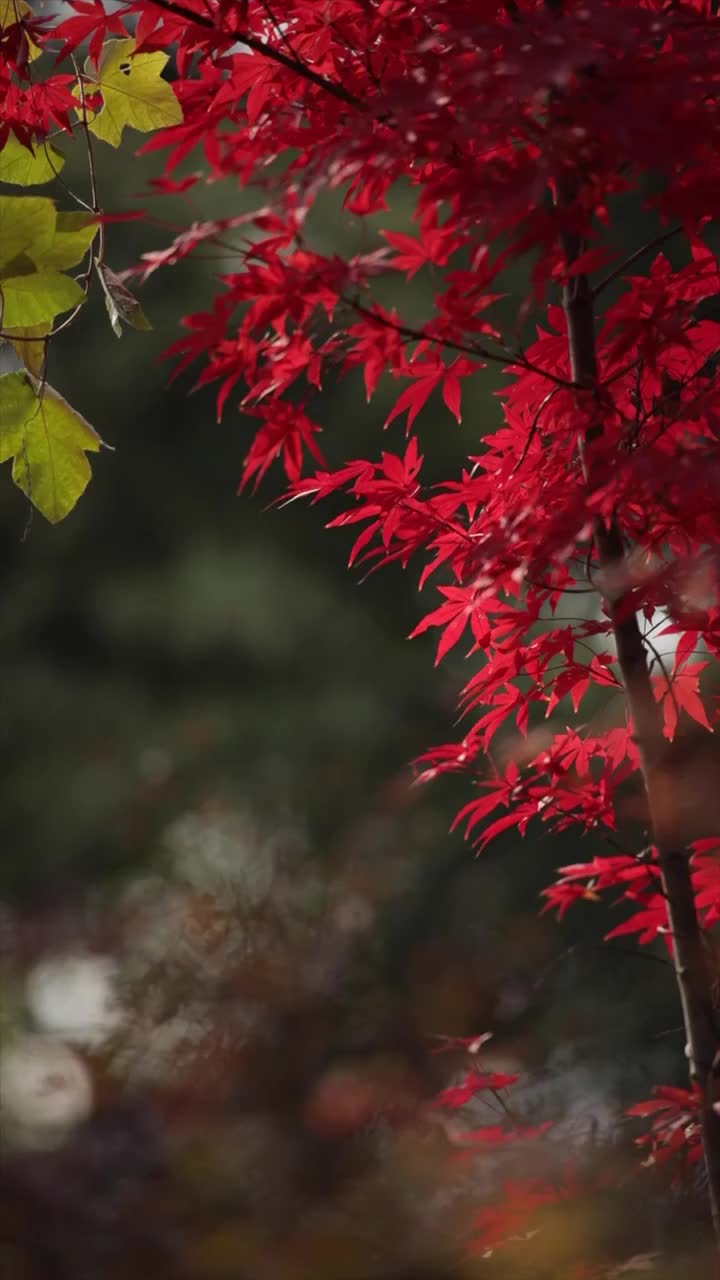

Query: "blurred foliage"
left=0, top=122, right=713, bottom=1280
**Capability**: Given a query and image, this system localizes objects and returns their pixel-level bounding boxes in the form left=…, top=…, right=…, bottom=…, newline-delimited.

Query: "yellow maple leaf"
left=0, top=374, right=104, bottom=523
left=76, top=38, right=182, bottom=148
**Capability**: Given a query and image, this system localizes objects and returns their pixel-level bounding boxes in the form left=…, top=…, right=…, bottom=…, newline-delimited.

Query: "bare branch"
left=592, top=225, right=683, bottom=299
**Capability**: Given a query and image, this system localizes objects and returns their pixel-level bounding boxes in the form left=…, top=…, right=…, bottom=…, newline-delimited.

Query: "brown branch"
left=347, top=296, right=583, bottom=390
left=557, top=176, right=720, bottom=1248
left=511, top=386, right=560, bottom=474
left=142, top=0, right=365, bottom=109
left=592, top=225, right=682, bottom=299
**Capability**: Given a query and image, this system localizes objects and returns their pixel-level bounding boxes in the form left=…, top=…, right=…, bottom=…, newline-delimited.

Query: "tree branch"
left=347, top=296, right=583, bottom=391
left=141, top=0, right=365, bottom=109
left=557, top=177, right=720, bottom=1248
left=592, top=225, right=682, bottom=299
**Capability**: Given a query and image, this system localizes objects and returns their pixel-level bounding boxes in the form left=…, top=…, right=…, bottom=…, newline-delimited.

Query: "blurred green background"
left=0, top=122, right=710, bottom=1280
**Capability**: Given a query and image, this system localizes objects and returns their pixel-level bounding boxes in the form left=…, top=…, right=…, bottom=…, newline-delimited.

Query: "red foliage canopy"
left=6, top=0, right=720, bottom=1263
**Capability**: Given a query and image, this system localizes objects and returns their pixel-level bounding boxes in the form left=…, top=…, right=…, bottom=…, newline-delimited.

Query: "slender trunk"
left=559, top=215, right=720, bottom=1245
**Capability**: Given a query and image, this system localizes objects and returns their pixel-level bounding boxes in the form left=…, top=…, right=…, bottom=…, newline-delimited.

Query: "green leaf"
left=32, top=213, right=98, bottom=271
left=0, top=199, right=94, bottom=331
left=0, top=370, right=37, bottom=449
left=0, top=0, right=26, bottom=24
left=9, top=324, right=50, bottom=377
left=0, top=136, right=65, bottom=187
left=0, top=199, right=96, bottom=273
left=78, top=38, right=183, bottom=148
left=0, top=195, right=55, bottom=270
left=97, top=263, right=152, bottom=337
left=0, top=373, right=103, bottom=523
left=1, top=270, right=85, bottom=328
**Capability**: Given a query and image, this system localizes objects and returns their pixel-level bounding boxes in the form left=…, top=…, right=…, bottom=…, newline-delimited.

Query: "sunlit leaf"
left=0, top=0, right=29, bottom=24
left=77, top=38, right=182, bottom=148
left=0, top=372, right=103, bottom=522
left=1, top=269, right=85, bottom=328
left=32, top=212, right=99, bottom=271
left=0, top=195, right=55, bottom=270
left=0, top=136, right=65, bottom=186
left=0, top=368, right=36, bottom=441
left=8, top=323, right=49, bottom=377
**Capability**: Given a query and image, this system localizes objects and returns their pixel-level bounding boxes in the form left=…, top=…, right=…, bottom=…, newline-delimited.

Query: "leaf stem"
left=592, top=225, right=682, bottom=299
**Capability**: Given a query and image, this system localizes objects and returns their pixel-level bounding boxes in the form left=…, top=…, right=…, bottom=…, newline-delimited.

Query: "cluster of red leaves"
left=12, top=0, right=720, bottom=1215
left=430, top=1041, right=562, bottom=1254
left=466, top=1174, right=579, bottom=1257
left=627, top=1085, right=704, bottom=1169
left=0, top=4, right=76, bottom=145
left=543, top=840, right=720, bottom=951
left=430, top=1041, right=704, bottom=1261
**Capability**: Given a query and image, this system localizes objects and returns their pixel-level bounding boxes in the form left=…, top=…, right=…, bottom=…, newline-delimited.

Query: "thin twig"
left=346, top=296, right=583, bottom=391
left=642, top=632, right=681, bottom=723
left=592, top=225, right=683, bottom=299
left=71, top=54, right=104, bottom=266
left=142, top=0, right=366, bottom=110
left=511, top=386, right=560, bottom=475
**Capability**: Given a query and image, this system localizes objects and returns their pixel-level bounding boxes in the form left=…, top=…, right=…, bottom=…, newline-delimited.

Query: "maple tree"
left=4, top=0, right=720, bottom=1270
